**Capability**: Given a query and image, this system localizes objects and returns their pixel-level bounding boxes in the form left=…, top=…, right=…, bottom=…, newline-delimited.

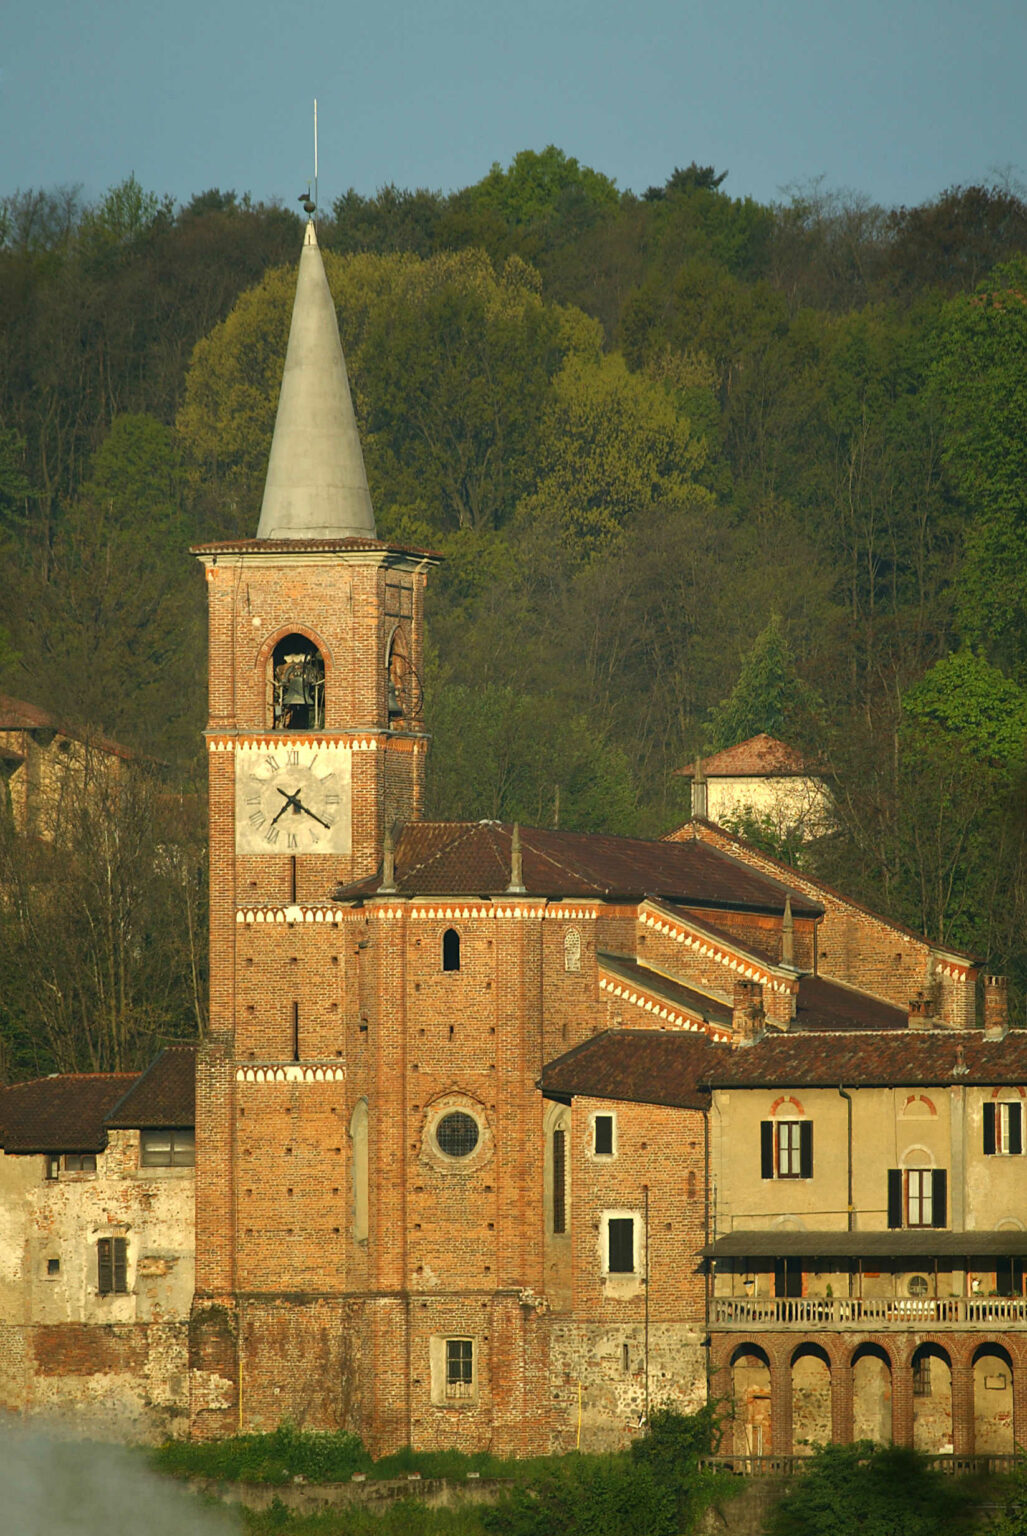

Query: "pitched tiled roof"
left=0, top=1074, right=138, bottom=1153
left=669, top=820, right=980, bottom=967
left=104, top=1045, right=196, bottom=1128
left=795, top=976, right=907, bottom=1032
left=598, top=954, right=732, bottom=1031
left=707, top=1030, right=1027, bottom=1088
left=676, top=734, right=812, bottom=779
left=0, top=693, right=135, bottom=762
left=337, top=821, right=822, bottom=914
left=540, top=1029, right=726, bottom=1109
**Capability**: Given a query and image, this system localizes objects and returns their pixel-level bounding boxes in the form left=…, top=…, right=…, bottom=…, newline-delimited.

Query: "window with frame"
left=552, top=1128, right=567, bottom=1235
left=607, top=1217, right=635, bottom=1274
left=888, top=1167, right=947, bottom=1229
left=141, top=1128, right=195, bottom=1167
left=912, top=1355, right=932, bottom=1396
left=445, top=1338, right=473, bottom=1400
left=760, top=1120, right=812, bottom=1179
left=97, top=1236, right=128, bottom=1295
left=593, top=1115, right=614, bottom=1156
left=63, top=1153, right=97, bottom=1173
left=984, top=1101, right=1023, bottom=1156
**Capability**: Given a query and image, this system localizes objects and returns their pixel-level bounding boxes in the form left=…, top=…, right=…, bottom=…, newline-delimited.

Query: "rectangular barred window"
left=552, top=1129, right=566, bottom=1235
left=445, top=1339, right=473, bottom=1400
left=97, top=1237, right=128, bottom=1295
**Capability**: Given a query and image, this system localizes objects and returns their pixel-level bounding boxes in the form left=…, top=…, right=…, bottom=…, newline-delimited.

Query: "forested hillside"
left=1, top=150, right=1025, bottom=1073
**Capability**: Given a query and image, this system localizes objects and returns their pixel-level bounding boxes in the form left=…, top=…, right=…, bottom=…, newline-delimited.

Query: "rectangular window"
left=63, top=1153, right=97, bottom=1173
left=907, top=1169, right=933, bottom=1226
left=140, top=1128, right=195, bottom=1168
left=913, top=1357, right=931, bottom=1396
left=594, top=1115, right=614, bottom=1156
left=984, top=1101, right=1023, bottom=1156
left=445, top=1339, right=473, bottom=1400
left=97, top=1236, right=128, bottom=1295
left=897, top=1168, right=947, bottom=1229
left=552, top=1129, right=566, bottom=1235
left=761, top=1120, right=813, bottom=1179
left=45, top=1156, right=60, bottom=1181
left=608, top=1217, right=634, bottom=1273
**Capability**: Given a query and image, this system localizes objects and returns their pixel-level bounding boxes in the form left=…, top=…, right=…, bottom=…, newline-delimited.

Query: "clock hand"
left=296, top=800, right=332, bottom=830
left=270, top=787, right=304, bottom=827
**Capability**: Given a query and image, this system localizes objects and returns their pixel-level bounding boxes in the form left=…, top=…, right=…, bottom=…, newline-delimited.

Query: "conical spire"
left=256, top=221, right=377, bottom=541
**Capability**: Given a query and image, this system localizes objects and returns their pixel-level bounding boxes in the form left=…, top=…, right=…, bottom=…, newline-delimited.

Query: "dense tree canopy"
left=3, top=150, right=1027, bottom=1070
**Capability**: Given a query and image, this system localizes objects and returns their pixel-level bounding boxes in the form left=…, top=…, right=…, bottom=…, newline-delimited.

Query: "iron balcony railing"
left=710, top=1294, right=1027, bottom=1329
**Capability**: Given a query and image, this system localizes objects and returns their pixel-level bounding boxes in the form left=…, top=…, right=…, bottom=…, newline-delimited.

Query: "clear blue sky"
left=3, top=0, right=1025, bottom=212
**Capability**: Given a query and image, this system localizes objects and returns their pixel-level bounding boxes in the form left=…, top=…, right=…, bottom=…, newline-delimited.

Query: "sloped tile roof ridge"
left=677, top=733, right=811, bottom=779
left=644, top=895, right=792, bottom=972
left=670, top=836, right=824, bottom=916
left=103, top=1042, right=197, bottom=1129
left=3, top=1070, right=137, bottom=1091
left=669, top=820, right=979, bottom=965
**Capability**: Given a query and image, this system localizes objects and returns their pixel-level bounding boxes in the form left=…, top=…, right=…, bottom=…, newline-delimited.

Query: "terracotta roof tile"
left=190, top=537, right=442, bottom=558
left=540, top=1029, right=726, bottom=1108
left=707, top=1030, right=1027, bottom=1088
left=598, top=953, right=732, bottom=1029
left=795, top=975, right=907, bottom=1032
left=0, top=693, right=135, bottom=762
left=338, top=822, right=822, bottom=914
left=0, top=1074, right=138, bottom=1153
left=676, top=734, right=812, bottom=779
left=104, top=1045, right=196, bottom=1128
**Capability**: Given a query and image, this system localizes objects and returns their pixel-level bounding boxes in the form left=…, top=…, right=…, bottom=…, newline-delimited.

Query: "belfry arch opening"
left=270, top=634, right=325, bottom=731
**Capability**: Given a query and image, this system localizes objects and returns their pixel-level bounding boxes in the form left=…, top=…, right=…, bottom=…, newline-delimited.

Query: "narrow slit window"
left=552, top=1129, right=566, bottom=1235
left=442, top=929, right=461, bottom=972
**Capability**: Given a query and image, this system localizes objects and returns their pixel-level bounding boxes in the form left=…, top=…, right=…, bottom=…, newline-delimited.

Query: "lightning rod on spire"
left=313, top=98, right=318, bottom=217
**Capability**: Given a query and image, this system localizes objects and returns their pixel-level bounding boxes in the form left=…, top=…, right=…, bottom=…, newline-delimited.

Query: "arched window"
left=385, top=627, right=421, bottom=728
left=270, top=634, right=325, bottom=730
left=350, top=1099, right=368, bottom=1243
left=564, top=929, right=581, bottom=973
left=442, top=928, right=460, bottom=972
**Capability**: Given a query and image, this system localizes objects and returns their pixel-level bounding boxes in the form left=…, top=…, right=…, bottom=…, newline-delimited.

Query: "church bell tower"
left=189, top=221, right=437, bottom=1436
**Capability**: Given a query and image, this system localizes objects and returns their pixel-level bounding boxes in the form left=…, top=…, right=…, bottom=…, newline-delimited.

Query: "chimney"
left=692, top=758, right=708, bottom=821
left=732, top=979, right=765, bottom=1046
left=781, top=896, right=795, bottom=968
left=907, top=991, right=935, bottom=1031
left=506, top=823, right=526, bottom=894
left=983, top=974, right=1008, bottom=1040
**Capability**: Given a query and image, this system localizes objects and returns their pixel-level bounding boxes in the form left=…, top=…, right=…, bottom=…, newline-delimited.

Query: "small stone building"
left=0, top=693, right=133, bottom=840
left=0, top=1046, right=195, bottom=1439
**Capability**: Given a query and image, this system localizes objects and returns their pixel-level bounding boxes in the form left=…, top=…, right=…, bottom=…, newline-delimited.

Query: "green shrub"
left=764, top=1441, right=976, bottom=1536
left=152, top=1423, right=371, bottom=1484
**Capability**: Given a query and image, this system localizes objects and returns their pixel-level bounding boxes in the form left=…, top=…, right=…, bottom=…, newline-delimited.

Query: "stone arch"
left=973, top=1340, right=1014, bottom=1453
left=910, top=1342, right=952, bottom=1452
left=730, top=1343, right=772, bottom=1458
left=851, top=1341, right=892, bottom=1444
left=791, top=1342, right=831, bottom=1452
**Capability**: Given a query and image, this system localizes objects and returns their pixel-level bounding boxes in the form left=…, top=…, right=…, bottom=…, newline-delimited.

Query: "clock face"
left=235, top=742, right=351, bottom=855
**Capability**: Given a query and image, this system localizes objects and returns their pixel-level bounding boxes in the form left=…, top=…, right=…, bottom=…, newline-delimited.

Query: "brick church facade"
left=2, top=221, right=1024, bottom=1457
left=181, top=220, right=1027, bottom=1457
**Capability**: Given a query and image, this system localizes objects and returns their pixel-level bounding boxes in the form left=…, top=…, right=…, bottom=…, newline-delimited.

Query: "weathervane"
left=299, top=98, right=318, bottom=220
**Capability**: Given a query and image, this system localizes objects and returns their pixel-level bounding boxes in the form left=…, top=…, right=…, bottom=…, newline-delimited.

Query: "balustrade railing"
left=710, top=1294, right=1027, bottom=1328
